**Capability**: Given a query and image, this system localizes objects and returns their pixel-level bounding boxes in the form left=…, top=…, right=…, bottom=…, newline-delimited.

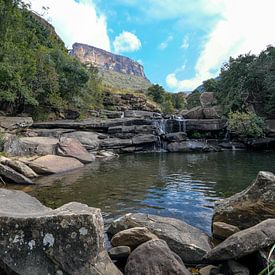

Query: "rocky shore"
left=0, top=170, right=274, bottom=274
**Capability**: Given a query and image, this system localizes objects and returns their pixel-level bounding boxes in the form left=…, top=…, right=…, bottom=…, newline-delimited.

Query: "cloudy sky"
left=26, top=0, right=275, bottom=92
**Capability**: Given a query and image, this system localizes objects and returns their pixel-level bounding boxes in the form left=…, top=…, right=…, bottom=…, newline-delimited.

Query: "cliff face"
left=71, top=43, right=147, bottom=79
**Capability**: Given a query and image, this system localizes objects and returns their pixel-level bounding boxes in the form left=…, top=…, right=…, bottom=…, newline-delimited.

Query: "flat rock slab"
left=28, top=155, right=84, bottom=175
left=213, top=171, right=275, bottom=230
left=108, top=213, right=212, bottom=264
left=205, top=219, right=275, bottom=261
left=125, top=239, right=191, bottom=275
left=0, top=163, right=33, bottom=184
left=0, top=189, right=121, bottom=275
left=0, top=116, right=33, bottom=130
left=57, top=137, right=95, bottom=164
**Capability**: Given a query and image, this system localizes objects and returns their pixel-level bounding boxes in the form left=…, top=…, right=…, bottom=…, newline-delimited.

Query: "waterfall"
left=153, top=119, right=167, bottom=135
left=176, top=117, right=187, bottom=133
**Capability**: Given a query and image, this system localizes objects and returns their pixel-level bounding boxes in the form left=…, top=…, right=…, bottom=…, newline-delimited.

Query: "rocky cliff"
left=71, top=43, right=147, bottom=79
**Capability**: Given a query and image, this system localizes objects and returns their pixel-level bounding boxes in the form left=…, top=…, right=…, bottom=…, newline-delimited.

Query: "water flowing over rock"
left=28, top=155, right=84, bottom=175
left=108, top=213, right=212, bottom=264
left=0, top=189, right=122, bottom=275
left=57, top=137, right=95, bottom=164
left=205, top=219, right=275, bottom=261
left=125, top=239, right=191, bottom=275
left=213, top=171, right=275, bottom=229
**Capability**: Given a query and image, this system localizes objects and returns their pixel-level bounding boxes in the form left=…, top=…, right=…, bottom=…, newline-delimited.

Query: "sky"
left=26, top=0, right=275, bottom=93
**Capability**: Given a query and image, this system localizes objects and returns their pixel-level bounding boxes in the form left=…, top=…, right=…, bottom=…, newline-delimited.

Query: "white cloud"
left=166, top=0, right=275, bottom=92
left=181, top=35, right=189, bottom=49
left=159, top=35, right=173, bottom=50
left=25, top=0, right=110, bottom=50
left=113, top=31, right=141, bottom=53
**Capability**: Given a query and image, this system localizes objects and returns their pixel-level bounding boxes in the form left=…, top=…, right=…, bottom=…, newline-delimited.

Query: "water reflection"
left=11, top=151, right=275, bottom=234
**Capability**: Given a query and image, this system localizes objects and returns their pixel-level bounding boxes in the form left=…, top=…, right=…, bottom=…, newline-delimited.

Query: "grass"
left=259, top=244, right=275, bottom=275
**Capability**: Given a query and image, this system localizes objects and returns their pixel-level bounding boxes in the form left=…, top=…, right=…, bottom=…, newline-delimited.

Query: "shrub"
left=228, top=111, right=265, bottom=138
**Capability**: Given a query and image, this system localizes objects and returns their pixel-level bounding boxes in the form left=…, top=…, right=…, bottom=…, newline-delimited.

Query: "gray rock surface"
left=0, top=189, right=121, bottom=275
left=205, top=219, right=275, bottom=261
left=57, top=137, right=95, bottom=164
left=184, top=106, right=204, bottom=119
left=0, top=163, right=33, bottom=184
left=108, top=246, right=131, bottom=260
left=221, top=260, right=249, bottom=275
left=111, top=227, right=158, bottom=249
left=213, top=171, right=275, bottom=229
left=125, top=239, right=191, bottom=275
left=212, top=222, right=240, bottom=240
left=0, top=116, right=33, bottom=130
left=200, top=92, right=217, bottom=107
left=167, top=140, right=214, bottom=152
left=28, top=155, right=84, bottom=175
left=108, top=213, right=212, bottom=264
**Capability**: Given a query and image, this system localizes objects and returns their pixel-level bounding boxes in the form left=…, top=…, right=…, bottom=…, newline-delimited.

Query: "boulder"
left=132, top=134, right=159, bottom=145
left=0, top=157, right=38, bottom=178
left=4, top=136, right=58, bottom=157
left=205, top=219, right=275, bottom=261
left=221, top=260, right=249, bottom=275
left=200, top=92, right=217, bottom=107
left=28, top=155, right=84, bottom=175
left=199, top=265, right=220, bottom=275
left=111, top=227, right=158, bottom=249
left=96, top=150, right=118, bottom=159
left=212, top=222, right=240, bottom=240
left=100, top=138, right=133, bottom=149
left=108, top=213, right=212, bottom=264
left=57, top=137, right=95, bottom=164
left=186, top=119, right=227, bottom=131
left=108, top=246, right=131, bottom=260
left=0, top=116, right=33, bottom=131
left=213, top=171, right=275, bottom=230
left=0, top=189, right=121, bottom=275
left=0, top=163, right=33, bottom=184
left=163, top=132, right=187, bottom=142
left=184, top=106, right=204, bottom=119
left=167, top=140, right=214, bottom=153
left=125, top=239, right=191, bottom=275
left=203, top=107, right=221, bottom=119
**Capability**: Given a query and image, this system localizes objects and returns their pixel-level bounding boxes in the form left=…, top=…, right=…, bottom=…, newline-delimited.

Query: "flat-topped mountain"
left=70, top=43, right=151, bottom=91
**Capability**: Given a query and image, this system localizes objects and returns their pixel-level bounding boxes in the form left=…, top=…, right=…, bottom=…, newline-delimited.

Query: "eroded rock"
left=212, top=222, right=240, bottom=240
left=0, top=163, right=33, bottom=184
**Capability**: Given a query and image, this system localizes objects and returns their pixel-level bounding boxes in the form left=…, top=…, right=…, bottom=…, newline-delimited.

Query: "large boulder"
left=212, top=222, right=240, bottom=240
left=205, top=219, right=275, bottom=261
left=0, top=189, right=121, bottom=275
left=0, top=157, right=38, bottom=178
left=213, top=171, right=275, bottom=230
left=28, top=155, right=84, bottom=175
left=203, top=106, right=221, bottom=119
left=167, top=140, right=214, bottom=153
left=108, top=213, right=212, bottom=264
left=0, top=116, right=33, bottom=131
left=0, top=163, right=33, bottom=184
left=200, top=92, right=217, bottom=107
left=57, top=137, right=95, bottom=164
left=132, top=134, right=159, bottom=145
left=111, top=227, right=159, bottom=249
left=4, top=136, right=58, bottom=157
left=125, top=239, right=191, bottom=275
left=184, top=106, right=204, bottom=119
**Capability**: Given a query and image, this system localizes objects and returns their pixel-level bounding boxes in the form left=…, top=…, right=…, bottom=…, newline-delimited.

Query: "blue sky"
left=27, top=0, right=275, bottom=92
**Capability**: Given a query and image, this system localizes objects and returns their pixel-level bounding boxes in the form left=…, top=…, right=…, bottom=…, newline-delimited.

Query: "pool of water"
left=12, top=150, right=275, bottom=234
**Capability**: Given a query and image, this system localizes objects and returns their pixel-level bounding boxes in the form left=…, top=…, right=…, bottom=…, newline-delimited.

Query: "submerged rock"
left=108, top=213, right=212, bottom=264
left=125, top=239, right=191, bottom=275
left=111, top=227, right=158, bottom=249
left=28, top=155, right=84, bottom=175
left=0, top=163, right=33, bottom=184
left=205, top=219, right=275, bottom=261
left=213, top=171, right=275, bottom=229
left=0, top=189, right=121, bottom=275
left=57, top=137, right=95, bottom=164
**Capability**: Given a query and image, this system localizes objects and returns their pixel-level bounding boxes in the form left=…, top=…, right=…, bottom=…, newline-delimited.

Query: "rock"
left=0, top=189, right=121, bottom=275
left=199, top=265, right=220, bottom=275
left=124, top=110, right=162, bottom=119
left=0, top=116, right=33, bottom=130
left=100, top=138, right=133, bottom=149
left=96, top=150, right=118, bottom=159
left=221, top=260, right=249, bottom=275
left=213, top=171, right=275, bottom=230
left=266, top=119, right=275, bottom=137
left=167, top=140, right=214, bottom=153
left=108, top=246, right=131, bottom=260
left=184, top=106, right=204, bottom=119
left=219, top=142, right=246, bottom=150
left=186, top=119, right=227, bottom=131
left=111, top=227, right=158, bottom=249
left=125, top=239, right=191, bottom=275
left=100, top=110, right=124, bottom=119
left=200, top=92, right=217, bottom=107
left=205, top=219, right=275, bottom=261
left=132, top=134, right=159, bottom=145
left=248, top=137, right=275, bottom=149
left=203, top=107, right=221, bottom=119
left=108, top=213, right=212, bottom=264
left=0, top=157, right=38, bottom=178
left=30, top=128, right=75, bottom=138
left=0, top=163, right=33, bottom=184
left=163, top=132, right=187, bottom=142
left=62, top=131, right=102, bottom=151
left=4, top=136, right=58, bottom=157
left=212, top=222, right=240, bottom=240
left=28, top=155, right=84, bottom=175
left=57, top=137, right=95, bottom=164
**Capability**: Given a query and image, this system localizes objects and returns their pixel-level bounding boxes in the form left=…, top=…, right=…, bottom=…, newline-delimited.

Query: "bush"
left=228, top=111, right=265, bottom=138
left=186, top=90, right=201, bottom=109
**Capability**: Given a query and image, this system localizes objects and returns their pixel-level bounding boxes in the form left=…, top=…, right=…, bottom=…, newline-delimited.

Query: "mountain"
left=70, top=43, right=151, bottom=92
